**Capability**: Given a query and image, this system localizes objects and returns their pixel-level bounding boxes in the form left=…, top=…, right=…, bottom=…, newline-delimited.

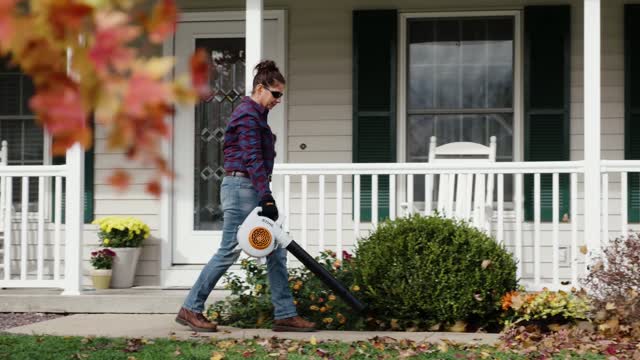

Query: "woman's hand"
left=259, top=194, right=279, bottom=221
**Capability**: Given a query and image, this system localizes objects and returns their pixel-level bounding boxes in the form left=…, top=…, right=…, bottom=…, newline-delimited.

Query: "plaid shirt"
left=223, top=96, right=276, bottom=199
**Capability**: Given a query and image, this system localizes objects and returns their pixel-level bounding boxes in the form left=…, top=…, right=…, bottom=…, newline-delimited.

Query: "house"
left=0, top=0, right=635, bottom=297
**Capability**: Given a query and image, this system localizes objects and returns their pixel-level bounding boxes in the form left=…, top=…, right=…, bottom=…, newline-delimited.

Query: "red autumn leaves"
left=0, top=0, right=211, bottom=195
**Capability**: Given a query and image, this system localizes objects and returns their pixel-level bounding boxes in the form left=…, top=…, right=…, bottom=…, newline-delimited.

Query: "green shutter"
left=625, top=5, right=640, bottom=222
left=52, top=125, right=95, bottom=224
left=353, top=9, right=397, bottom=222
left=523, top=6, right=571, bottom=222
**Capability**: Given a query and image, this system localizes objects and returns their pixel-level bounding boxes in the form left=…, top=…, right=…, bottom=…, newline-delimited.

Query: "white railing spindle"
left=37, top=176, right=44, bottom=280
left=336, top=175, right=343, bottom=260
left=602, top=173, right=608, bottom=249
left=318, top=175, right=325, bottom=254
left=424, top=174, right=433, bottom=216
left=54, top=176, right=62, bottom=281
left=301, top=175, right=307, bottom=250
left=497, top=174, right=504, bottom=245
left=354, top=175, right=360, bottom=242
left=20, top=177, right=28, bottom=280
left=372, top=175, right=378, bottom=227
left=3, top=177, right=12, bottom=281
left=571, top=172, right=578, bottom=286
left=621, top=172, right=628, bottom=239
left=389, top=174, right=396, bottom=221
left=284, top=175, right=290, bottom=232
left=534, top=173, right=541, bottom=286
left=552, top=173, right=560, bottom=288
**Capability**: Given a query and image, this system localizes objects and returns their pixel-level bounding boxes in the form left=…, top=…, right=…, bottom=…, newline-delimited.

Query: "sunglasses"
left=262, top=84, right=284, bottom=99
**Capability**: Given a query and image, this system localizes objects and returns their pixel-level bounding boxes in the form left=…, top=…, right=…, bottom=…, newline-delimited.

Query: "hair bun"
left=255, top=60, right=278, bottom=74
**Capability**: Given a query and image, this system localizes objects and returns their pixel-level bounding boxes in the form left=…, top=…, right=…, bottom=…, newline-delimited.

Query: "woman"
left=175, top=60, right=316, bottom=333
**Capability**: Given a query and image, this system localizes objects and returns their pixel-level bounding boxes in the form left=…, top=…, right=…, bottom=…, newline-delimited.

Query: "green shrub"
left=206, top=251, right=363, bottom=330
left=353, top=214, right=518, bottom=331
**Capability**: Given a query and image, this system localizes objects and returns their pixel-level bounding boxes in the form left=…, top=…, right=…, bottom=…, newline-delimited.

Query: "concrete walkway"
left=3, top=314, right=500, bottom=345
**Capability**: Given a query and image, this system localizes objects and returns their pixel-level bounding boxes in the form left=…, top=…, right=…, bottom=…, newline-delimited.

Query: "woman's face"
left=256, top=81, right=284, bottom=110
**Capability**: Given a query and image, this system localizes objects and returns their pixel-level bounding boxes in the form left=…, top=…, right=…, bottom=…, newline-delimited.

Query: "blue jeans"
left=182, top=176, right=298, bottom=320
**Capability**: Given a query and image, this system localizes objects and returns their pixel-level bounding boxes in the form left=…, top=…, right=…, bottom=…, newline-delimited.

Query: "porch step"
left=0, top=288, right=231, bottom=314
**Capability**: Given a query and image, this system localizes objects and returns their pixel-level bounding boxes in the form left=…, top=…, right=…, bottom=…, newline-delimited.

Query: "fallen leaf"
left=217, top=340, right=235, bottom=349
left=580, top=245, right=588, bottom=255
left=606, top=302, right=617, bottom=310
left=448, top=320, right=467, bottom=332
left=210, top=352, right=224, bottom=360
left=481, top=259, right=492, bottom=269
left=436, top=342, right=448, bottom=353
left=310, top=336, right=317, bottom=346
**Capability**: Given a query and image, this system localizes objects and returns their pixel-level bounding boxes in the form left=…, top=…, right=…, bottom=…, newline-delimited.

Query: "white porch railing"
left=273, top=161, right=590, bottom=291
left=0, top=143, right=83, bottom=294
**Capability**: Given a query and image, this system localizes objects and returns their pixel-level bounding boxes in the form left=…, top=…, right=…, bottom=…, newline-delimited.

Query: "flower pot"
left=91, top=269, right=112, bottom=289
left=106, top=247, right=142, bottom=288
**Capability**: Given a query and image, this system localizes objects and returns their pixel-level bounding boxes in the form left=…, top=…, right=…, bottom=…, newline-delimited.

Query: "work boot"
left=272, top=316, right=316, bottom=332
left=175, top=307, right=218, bottom=332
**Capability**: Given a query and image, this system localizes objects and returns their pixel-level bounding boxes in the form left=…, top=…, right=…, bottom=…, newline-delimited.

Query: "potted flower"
left=92, top=216, right=150, bottom=288
left=90, top=249, right=116, bottom=289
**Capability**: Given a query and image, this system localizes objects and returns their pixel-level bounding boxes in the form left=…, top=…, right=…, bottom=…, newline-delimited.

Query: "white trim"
left=160, top=10, right=287, bottom=287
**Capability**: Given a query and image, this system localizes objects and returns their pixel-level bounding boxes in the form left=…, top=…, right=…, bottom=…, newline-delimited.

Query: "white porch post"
left=62, top=45, right=84, bottom=295
left=584, top=0, right=602, bottom=262
left=245, top=0, right=263, bottom=96
left=62, top=143, right=84, bottom=295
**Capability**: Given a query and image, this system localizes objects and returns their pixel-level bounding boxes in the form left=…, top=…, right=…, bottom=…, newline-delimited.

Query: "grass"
left=0, top=333, right=608, bottom=359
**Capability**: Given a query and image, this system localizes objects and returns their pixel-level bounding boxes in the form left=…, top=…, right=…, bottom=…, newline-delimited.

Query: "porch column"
left=583, top=0, right=602, bottom=262
left=245, top=0, right=263, bottom=95
left=62, top=46, right=84, bottom=295
left=62, top=143, right=84, bottom=295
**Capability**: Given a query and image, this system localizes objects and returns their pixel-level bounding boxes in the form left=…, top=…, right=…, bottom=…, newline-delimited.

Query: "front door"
left=171, top=13, right=285, bottom=268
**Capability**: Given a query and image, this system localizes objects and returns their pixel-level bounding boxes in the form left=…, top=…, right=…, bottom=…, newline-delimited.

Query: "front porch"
left=0, top=0, right=632, bottom=297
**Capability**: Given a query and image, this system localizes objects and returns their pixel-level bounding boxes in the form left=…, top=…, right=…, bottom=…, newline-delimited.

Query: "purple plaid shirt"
left=223, top=96, right=276, bottom=199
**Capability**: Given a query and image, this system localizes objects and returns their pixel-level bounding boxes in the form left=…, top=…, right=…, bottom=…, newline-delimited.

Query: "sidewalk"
left=3, top=314, right=500, bottom=345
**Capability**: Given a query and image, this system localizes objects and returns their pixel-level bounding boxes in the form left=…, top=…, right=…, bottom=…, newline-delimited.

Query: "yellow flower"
left=255, top=284, right=263, bottom=292
left=328, top=295, right=336, bottom=301
left=322, top=317, right=333, bottom=324
left=210, top=311, right=219, bottom=320
left=293, top=284, right=301, bottom=291
left=309, top=305, right=320, bottom=311
left=320, top=307, right=327, bottom=313
left=103, top=239, right=110, bottom=246
left=351, top=285, right=360, bottom=292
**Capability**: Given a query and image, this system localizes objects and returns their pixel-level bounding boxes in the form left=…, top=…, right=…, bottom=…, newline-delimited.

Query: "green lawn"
left=0, top=333, right=608, bottom=359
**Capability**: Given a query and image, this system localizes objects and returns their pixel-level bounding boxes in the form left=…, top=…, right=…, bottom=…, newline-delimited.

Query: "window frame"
left=397, top=10, right=523, bottom=217
left=0, top=64, right=54, bottom=221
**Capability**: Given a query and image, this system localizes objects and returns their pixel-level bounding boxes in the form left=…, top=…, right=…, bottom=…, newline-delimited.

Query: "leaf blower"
left=237, top=207, right=367, bottom=314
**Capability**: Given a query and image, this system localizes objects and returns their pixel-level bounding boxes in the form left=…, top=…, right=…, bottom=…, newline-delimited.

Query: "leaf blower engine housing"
left=236, top=207, right=367, bottom=314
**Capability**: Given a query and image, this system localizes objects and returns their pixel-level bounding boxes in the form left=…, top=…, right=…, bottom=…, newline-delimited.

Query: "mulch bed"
left=0, top=313, right=65, bottom=331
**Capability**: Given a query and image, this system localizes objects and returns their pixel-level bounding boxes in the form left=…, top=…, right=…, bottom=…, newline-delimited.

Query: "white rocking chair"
left=428, top=136, right=496, bottom=233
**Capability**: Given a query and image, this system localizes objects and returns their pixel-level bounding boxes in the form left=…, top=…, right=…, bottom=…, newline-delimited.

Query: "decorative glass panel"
left=193, top=38, right=245, bottom=231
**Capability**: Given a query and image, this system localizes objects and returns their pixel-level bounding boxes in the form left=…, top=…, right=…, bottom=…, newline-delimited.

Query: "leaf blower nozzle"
left=237, top=207, right=367, bottom=314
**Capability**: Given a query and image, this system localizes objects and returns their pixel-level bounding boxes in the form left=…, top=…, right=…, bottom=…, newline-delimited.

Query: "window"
left=405, top=15, right=516, bottom=206
left=0, top=56, right=45, bottom=212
